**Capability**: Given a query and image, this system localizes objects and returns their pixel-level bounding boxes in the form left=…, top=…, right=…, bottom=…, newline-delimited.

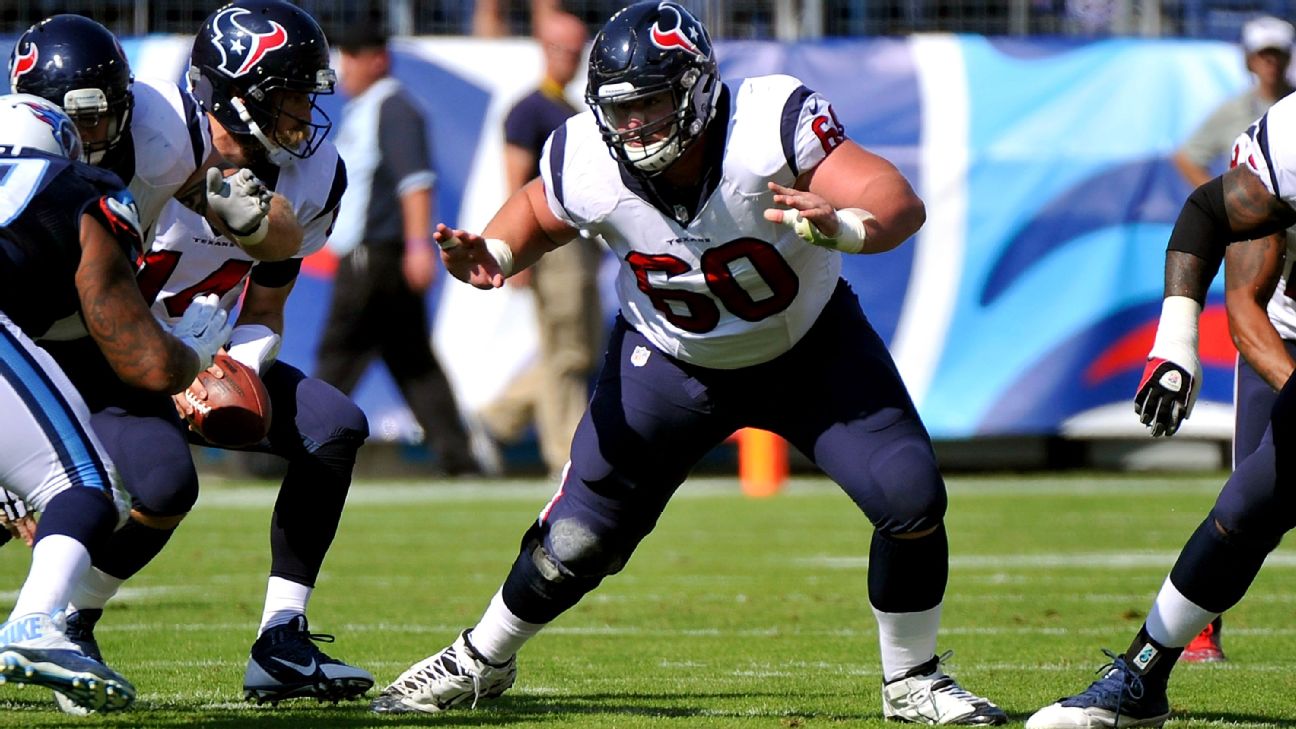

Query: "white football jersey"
left=142, top=144, right=346, bottom=325
left=1229, top=97, right=1296, bottom=340
left=540, top=74, right=848, bottom=369
left=120, top=77, right=212, bottom=236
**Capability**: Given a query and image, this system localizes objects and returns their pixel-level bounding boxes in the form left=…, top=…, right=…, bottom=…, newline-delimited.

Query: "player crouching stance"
left=0, top=95, right=230, bottom=711
left=372, top=2, right=1004, bottom=724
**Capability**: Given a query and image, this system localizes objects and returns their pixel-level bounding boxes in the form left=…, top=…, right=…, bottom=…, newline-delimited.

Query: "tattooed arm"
left=75, top=213, right=202, bottom=393
left=1225, top=232, right=1293, bottom=391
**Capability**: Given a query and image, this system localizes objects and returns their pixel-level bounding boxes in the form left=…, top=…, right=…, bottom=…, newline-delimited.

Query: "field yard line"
left=192, top=476, right=1230, bottom=508
left=92, top=622, right=1296, bottom=638
left=802, top=552, right=1296, bottom=569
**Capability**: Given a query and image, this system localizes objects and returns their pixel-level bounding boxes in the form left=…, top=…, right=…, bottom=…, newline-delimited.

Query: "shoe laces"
left=391, top=642, right=488, bottom=709
left=1073, top=649, right=1145, bottom=725
left=269, top=618, right=338, bottom=663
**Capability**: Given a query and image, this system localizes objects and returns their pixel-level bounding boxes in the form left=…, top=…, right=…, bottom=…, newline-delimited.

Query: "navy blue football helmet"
left=188, top=0, right=336, bottom=164
left=8, top=15, right=133, bottom=164
left=585, top=1, right=720, bottom=174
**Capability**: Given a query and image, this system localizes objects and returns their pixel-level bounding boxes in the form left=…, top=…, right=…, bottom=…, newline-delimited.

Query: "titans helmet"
left=188, top=0, right=336, bottom=164
left=585, top=1, right=720, bottom=174
left=8, top=15, right=132, bottom=164
left=0, top=93, right=84, bottom=161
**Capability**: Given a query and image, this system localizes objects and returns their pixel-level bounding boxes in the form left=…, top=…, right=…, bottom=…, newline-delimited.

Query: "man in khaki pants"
left=479, top=11, right=602, bottom=476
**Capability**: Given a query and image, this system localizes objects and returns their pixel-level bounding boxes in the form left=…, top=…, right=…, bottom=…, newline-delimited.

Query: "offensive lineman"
left=373, top=2, right=1005, bottom=724
left=0, top=94, right=229, bottom=712
left=15, top=2, right=372, bottom=707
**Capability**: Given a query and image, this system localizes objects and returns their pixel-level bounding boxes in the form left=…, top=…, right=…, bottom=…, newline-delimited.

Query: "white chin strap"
left=230, top=96, right=296, bottom=166
left=628, top=137, right=682, bottom=173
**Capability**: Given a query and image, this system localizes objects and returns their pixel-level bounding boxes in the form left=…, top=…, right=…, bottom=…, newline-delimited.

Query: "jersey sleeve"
left=781, top=84, right=849, bottom=178
left=299, top=155, right=347, bottom=257
left=1232, top=94, right=1296, bottom=204
left=539, top=120, right=579, bottom=228
left=378, top=93, right=435, bottom=195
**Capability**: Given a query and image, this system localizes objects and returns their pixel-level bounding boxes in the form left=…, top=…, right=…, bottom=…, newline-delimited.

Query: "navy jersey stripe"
left=549, top=123, right=570, bottom=215
left=0, top=326, right=113, bottom=495
left=311, top=156, right=348, bottom=223
left=180, top=89, right=205, bottom=171
left=1257, top=114, right=1282, bottom=198
left=780, top=85, right=813, bottom=177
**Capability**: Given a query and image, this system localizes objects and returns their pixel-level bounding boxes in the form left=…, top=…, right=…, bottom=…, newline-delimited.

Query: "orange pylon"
left=733, top=428, right=787, bottom=498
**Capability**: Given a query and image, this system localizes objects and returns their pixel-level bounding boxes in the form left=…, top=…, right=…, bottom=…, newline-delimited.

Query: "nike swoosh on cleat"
left=269, top=656, right=317, bottom=675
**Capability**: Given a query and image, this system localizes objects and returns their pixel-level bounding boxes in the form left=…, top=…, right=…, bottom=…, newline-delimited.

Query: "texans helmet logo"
left=209, top=7, right=288, bottom=78
left=9, top=43, right=37, bottom=88
left=650, top=2, right=703, bottom=56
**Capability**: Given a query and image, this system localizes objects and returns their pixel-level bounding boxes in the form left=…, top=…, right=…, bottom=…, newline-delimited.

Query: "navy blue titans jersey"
left=0, top=149, right=142, bottom=339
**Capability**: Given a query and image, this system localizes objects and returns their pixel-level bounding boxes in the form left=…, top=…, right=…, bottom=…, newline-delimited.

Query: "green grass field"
left=3, top=472, right=1296, bottom=727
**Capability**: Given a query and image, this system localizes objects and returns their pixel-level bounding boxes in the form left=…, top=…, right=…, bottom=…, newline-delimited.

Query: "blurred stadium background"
left=2, top=0, right=1280, bottom=477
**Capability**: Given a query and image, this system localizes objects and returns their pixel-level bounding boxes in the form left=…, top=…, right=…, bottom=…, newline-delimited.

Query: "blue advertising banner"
left=0, top=34, right=1251, bottom=441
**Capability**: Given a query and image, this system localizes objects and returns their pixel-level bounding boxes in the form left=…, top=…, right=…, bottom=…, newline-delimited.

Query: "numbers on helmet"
left=626, top=238, right=799, bottom=333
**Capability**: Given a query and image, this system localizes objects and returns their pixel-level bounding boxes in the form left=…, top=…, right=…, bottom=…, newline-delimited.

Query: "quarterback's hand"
left=763, top=181, right=841, bottom=240
left=1134, top=354, right=1202, bottom=437
left=169, top=294, right=233, bottom=372
left=206, top=167, right=272, bottom=241
left=433, top=223, right=509, bottom=289
left=0, top=488, right=36, bottom=548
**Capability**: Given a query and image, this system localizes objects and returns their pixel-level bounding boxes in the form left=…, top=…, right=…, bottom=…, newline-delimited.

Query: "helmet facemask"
left=193, top=65, right=335, bottom=166
left=591, top=68, right=711, bottom=174
left=61, top=86, right=133, bottom=164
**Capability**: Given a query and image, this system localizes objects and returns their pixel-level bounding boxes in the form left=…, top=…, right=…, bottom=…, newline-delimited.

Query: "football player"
left=9, top=14, right=299, bottom=259
left=371, top=2, right=1005, bottom=724
left=19, top=1, right=373, bottom=709
left=1028, top=85, right=1296, bottom=728
left=0, top=94, right=229, bottom=712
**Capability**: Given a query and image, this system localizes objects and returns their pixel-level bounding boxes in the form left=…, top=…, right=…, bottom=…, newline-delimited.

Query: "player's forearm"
left=1231, top=311, right=1295, bottom=390
left=856, top=181, right=925, bottom=254
left=239, top=194, right=302, bottom=262
left=481, top=179, right=573, bottom=276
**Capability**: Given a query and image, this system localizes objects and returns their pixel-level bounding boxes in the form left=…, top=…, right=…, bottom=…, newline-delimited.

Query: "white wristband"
left=1148, top=295, right=1201, bottom=368
left=225, top=323, right=281, bottom=375
left=788, top=208, right=873, bottom=254
left=484, top=237, right=515, bottom=277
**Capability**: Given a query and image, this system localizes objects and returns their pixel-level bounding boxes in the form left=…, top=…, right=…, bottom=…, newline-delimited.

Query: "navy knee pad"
left=868, top=524, right=948, bottom=613
left=35, top=488, right=118, bottom=555
left=287, top=377, right=368, bottom=454
left=501, top=520, right=613, bottom=624
left=868, top=442, right=948, bottom=536
left=1169, top=512, right=1271, bottom=614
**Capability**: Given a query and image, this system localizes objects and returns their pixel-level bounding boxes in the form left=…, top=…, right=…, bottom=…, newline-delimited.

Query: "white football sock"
left=1145, top=577, right=1218, bottom=648
left=9, top=535, right=90, bottom=620
left=258, top=576, right=312, bottom=636
left=68, top=566, right=124, bottom=613
left=873, top=603, right=943, bottom=682
left=467, top=590, right=545, bottom=664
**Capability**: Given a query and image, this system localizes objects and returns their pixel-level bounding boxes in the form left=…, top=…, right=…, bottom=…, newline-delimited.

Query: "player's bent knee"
left=296, top=378, right=369, bottom=448
left=1209, top=510, right=1286, bottom=554
left=129, top=509, right=187, bottom=530
left=545, top=518, right=626, bottom=577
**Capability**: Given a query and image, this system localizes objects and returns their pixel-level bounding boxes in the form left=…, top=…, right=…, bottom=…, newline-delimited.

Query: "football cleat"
left=0, top=612, right=134, bottom=712
left=53, top=609, right=106, bottom=715
left=882, top=651, right=1007, bottom=725
left=1181, top=618, right=1225, bottom=664
left=243, top=614, right=374, bottom=703
left=1026, top=650, right=1170, bottom=729
left=370, top=629, right=516, bottom=714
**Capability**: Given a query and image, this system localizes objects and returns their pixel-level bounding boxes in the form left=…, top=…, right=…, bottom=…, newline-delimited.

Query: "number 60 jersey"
left=540, top=74, right=849, bottom=370
left=139, top=148, right=346, bottom=324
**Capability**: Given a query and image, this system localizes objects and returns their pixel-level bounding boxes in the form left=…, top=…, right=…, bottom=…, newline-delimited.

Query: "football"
left=185, top=353, right=272, bottom=447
